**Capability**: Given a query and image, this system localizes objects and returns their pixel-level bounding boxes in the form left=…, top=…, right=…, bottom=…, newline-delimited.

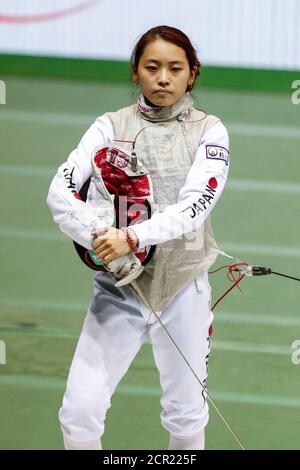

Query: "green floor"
left=0, top=76, right=300, bottom=449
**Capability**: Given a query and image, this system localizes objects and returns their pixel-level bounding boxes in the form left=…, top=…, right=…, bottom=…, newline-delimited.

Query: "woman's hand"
left=91, top=227, right=131, bottom=263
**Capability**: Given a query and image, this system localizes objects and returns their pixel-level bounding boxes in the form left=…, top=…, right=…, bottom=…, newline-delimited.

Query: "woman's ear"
left=187, top=66, right=198, bottom=91
left=131, top=65, right=138, bottom=84
left=189, top=65, right=197, bottom=83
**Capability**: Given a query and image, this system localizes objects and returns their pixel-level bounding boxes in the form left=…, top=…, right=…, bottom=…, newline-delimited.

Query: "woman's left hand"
left=91, top=227, right=131, bottom=263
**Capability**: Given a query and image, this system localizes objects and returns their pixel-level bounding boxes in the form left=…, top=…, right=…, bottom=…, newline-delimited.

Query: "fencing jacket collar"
left=137, top=92, right=193, bottom=122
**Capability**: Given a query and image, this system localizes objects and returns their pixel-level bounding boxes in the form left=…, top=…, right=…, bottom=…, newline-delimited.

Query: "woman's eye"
left=145, top=66, right=181, bottom=72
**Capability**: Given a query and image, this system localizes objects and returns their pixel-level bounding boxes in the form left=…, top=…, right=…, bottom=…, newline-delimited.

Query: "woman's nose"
left=158, top=69, right=170, bottom=85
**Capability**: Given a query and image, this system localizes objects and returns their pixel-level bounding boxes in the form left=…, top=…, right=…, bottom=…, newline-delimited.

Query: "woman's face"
left=133, top=38, right=197, bottom=107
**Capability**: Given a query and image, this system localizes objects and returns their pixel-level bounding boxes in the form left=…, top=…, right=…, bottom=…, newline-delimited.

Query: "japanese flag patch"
left=206, top=145, right=229, bottom=166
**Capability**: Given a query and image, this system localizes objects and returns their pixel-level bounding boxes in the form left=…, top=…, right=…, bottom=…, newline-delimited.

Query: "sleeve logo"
left=206, top=145, right=229, bottom=166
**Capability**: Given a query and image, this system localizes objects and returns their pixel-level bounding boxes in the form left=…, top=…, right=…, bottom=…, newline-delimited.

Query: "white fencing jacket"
left=47, top=93, right=230, bottom=312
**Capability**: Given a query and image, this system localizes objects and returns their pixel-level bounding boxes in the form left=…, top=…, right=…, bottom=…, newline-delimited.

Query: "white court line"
left=0, top=297, right=87, bottom=312
left=1, top=163, right=300, bottom=194
left=0, top=109, right=299, bottom=138
left=0, top=226, right=299, bottom=258
left=226, top=179, right=300, bottom=194
left=0, top=110, right=95, bottom=126
left=0, top=374, right=299, bottom=408
left=227, top=122, right=300, bottom=139
left=216, top=312, right=300, bottom=327
left=220, top=241, right=300, bottom=258
left=0, top=322, right=294, bottom=356
left=0, top=227, right=65, bottom=242
left=0, top=164, right=55, bottom=177
left=1, top=296, right=299, bottom=328
left=212, top=340, right=291, bottom=356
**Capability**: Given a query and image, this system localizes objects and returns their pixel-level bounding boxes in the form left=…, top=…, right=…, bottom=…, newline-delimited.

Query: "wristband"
left=121, top=227, right=139, bottom=253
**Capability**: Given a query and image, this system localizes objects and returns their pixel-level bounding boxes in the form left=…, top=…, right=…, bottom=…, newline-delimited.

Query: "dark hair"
left=130, top=25, right=201, bottom=92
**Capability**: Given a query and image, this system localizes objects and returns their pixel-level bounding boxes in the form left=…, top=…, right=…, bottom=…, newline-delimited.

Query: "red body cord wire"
left=209, top=262, right=248, bottom=311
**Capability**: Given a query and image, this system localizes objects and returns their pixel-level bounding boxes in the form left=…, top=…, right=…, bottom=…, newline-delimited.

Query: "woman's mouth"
left=155, top=90, right=171, bottom=95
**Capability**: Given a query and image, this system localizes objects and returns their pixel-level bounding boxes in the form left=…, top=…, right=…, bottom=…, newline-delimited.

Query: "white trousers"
left=59, top=270, right=213, bottom=445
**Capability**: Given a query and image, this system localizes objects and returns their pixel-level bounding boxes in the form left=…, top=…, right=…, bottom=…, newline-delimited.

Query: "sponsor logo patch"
left=106, top=148, right=130, bottom=169
left=206, top=145, right=229, bottom=166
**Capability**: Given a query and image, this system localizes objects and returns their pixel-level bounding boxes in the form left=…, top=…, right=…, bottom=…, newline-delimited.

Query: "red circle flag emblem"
left=0, top=0, right=99, bottom=23
left=208, top=177, right=218, bottom=189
